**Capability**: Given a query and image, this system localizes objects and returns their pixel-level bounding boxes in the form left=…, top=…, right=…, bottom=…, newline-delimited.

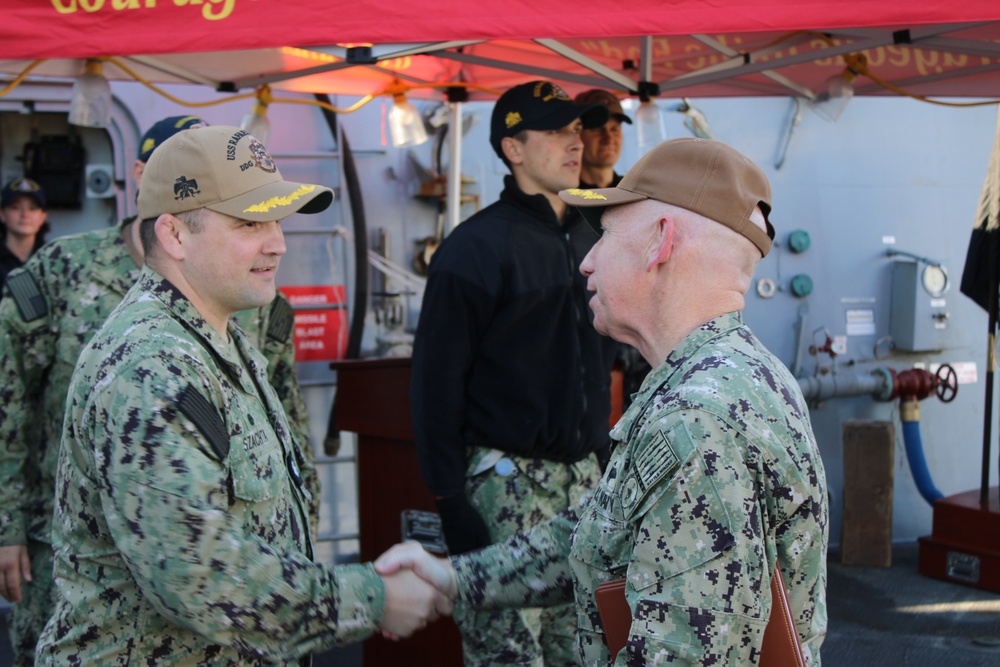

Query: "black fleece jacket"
left=411, top=176, right=614, bottom=497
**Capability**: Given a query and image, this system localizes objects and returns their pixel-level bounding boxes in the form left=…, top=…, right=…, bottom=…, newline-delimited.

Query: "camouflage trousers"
left=9, top=540, right=55, bottom=667
left=456, top=446, right=601, bottom=667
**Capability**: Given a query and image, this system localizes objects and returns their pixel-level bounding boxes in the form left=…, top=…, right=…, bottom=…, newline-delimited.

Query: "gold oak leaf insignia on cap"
left=243, top=184, right=317, bottom=214
left=565, top=188, right=607, bottom=201
left=505, top=111, right=523, bottom=129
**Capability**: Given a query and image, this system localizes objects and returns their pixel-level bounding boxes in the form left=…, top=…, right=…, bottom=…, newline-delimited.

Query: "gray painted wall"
left=23, top=79, right=999, bottom=554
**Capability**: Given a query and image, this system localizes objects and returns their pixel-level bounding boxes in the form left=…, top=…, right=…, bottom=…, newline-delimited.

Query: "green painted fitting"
left=787, top=229, right=811, bottom=254
left=790, top=274, right=814, bottom=297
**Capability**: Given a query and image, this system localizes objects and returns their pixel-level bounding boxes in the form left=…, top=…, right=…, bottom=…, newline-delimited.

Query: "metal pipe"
left=791, top=303, right=807, bottom=378
left=314, top=455, right=356, bottom=465
left=797, top=371, right=889, bottom=401
left=798, top=367, right=946, bottom=505
left=446, top=99, right=463, bottom=233
left=296, top=379, right=338, bottom=388
left=315, top=531, right=360, bottom=543
left=775, top=97, right=802, bottom=170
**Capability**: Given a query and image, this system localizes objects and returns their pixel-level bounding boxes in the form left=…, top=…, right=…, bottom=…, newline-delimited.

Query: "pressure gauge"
left=921, top=264, right=950, bottom=297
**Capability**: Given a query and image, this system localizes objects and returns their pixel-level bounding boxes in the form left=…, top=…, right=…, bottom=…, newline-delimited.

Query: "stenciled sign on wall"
left=279, top=285, right=347, bottom=362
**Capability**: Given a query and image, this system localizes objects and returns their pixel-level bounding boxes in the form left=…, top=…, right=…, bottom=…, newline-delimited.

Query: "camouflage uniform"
left=459, top=446, right=601, bottom=666
left=452, top=313, right=829, bottom=666
left=0, top=222, right=318, bottom=666
left=35, top=267, right=380, bottom=665
left=411, top=175, right=614, bottom=666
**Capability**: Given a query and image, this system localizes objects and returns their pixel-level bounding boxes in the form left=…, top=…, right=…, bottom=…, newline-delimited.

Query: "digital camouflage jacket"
left=453, top=312, right=829, bottom=666
left=0, top=222, right=319, bottom=552
left=36, top=267, right=381, bottom=665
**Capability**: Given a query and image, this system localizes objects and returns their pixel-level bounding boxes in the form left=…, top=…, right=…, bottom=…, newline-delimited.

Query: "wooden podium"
left=918, top=487, right=1000, bottom=593
left=331, top=357, right=464, bottom=667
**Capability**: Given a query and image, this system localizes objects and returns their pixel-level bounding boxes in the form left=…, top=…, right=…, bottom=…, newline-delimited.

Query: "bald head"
left=579, top=197, right=763, bottom=364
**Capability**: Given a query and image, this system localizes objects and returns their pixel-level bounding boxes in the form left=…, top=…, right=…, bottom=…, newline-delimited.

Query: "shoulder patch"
left=621, top=420, right=696, bottom=520
left=634, top=428, right=680, bottom=485
left=621, top=428, right=680, bottom=513
left=6, top=270, right=47, bottom=322
left=176, top=383, right=230, bottom=461
left=267, top=296, right=294, bottom=343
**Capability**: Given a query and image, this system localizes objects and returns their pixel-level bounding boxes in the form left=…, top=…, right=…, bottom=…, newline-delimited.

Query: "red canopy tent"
left=5, top=0, right=999, bottom=310
left=3, top=1, right=1000, bottom=102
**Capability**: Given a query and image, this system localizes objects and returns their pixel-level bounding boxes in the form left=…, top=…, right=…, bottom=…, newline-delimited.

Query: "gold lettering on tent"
left=915, top=49, right=942, bottom=75
left=684, top=43, right=725, bottom=70
left=51, top=0, right=78, bottom=12
left=382, top=57, right=413, bottom=70
left=652, top=37, right=671, bottom=60
left=811, top=37, right=839, bottom=67
left=758, top=44, right=799, bottom=64
left=944, top=52, right=968, bottom=68
left=578, top=39, right=638, bottom=62
left=886, top=45, right=909, bottom=67
left=601, top=40, right=626, bottom=62
left=864, top=48, right=885, bottom=68
left=172, top=0, right=235, bottom=21
left=52, top=0, right=233, bottom=20
left=204, top=0, right=237, bottom=21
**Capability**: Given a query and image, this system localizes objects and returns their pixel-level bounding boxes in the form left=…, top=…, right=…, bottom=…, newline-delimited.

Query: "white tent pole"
left=640, top=36, right=653, bottom=85
left=446, top=99, right=464, bottom=233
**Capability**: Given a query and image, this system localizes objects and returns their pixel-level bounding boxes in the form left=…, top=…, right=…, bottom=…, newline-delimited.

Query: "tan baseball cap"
left=138, top=125, right=334, bottom=222
left=560, top=137, right=774, bottom=257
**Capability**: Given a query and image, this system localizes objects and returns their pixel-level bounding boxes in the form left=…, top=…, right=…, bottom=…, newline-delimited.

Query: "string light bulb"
left=810, top=54, right=867, bottom=122
left=636, top=100, right=666, bottom=155
left=388, top=92, right=428, bottom=148
left=240, top=86, right=272, bottom=146
left=68, top=59, right=112, bottom=128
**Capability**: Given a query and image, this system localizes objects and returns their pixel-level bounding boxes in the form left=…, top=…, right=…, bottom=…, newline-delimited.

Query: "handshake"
left=373, top=541, right=459, bottom=640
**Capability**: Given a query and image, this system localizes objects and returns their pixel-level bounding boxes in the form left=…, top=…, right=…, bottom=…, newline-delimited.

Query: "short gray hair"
left=140, top=208, right=209, bottom=257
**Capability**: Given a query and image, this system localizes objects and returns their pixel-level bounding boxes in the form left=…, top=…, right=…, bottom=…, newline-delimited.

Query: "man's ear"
left=501, top=136, right=524, bottom=166
left=154, top=214, right=186, bottom=261
left=132, top=160, right=146, bottom=188
left=647, top=215, right=675, bottom=272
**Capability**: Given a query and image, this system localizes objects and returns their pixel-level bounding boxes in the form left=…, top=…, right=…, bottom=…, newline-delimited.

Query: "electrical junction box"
left=890, top=261, right=950, bottom=352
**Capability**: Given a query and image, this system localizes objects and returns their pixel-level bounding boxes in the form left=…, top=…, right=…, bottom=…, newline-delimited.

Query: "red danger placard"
left=278, top=285, right=348, bottom=362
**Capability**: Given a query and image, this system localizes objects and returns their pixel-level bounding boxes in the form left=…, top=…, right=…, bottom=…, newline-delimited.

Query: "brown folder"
left=594, top=578, right=629, bottom=661
left=595, top=566, right=806, bottom=666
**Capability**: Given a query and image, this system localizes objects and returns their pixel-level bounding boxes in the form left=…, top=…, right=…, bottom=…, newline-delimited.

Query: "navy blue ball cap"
left=1, top=177, right=46, bottom=210
left=490, top=81, right=609, bottom=160
left=138, top=115, right=208, bottom=163
left=574, top=89, right=632, bottom=124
